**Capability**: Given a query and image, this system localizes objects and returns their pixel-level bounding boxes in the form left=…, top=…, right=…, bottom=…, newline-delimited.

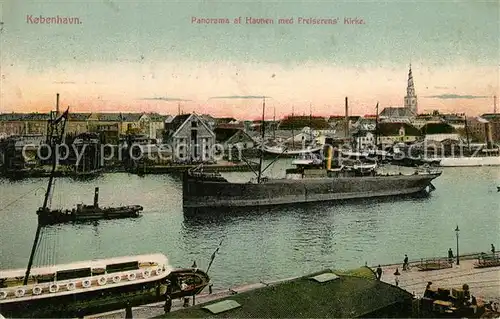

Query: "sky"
left=1, top=0, right=499, bottom=119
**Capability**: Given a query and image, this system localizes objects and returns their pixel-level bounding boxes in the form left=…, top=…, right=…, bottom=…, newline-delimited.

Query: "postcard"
left=0, top=0, right=499, bottom=318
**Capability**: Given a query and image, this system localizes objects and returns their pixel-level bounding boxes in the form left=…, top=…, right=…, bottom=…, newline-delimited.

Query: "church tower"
left=404, top=64, right=418, bottom=114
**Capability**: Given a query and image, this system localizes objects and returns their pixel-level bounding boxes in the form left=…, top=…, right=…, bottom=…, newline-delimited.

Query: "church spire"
left=407, top=64, right=415, bottom=96
left=404, top=64, right=418, bottom=114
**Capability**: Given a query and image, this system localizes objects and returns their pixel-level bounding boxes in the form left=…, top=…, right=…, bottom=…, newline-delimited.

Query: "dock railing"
left=474, top=251, right=500, bottom=268
left=372, top=251, right=490, bottom=270
left=416, top=257, right=453, bottom=271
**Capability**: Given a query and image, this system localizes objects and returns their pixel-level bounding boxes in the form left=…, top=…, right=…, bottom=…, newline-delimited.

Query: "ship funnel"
left=56, top=93, right=60, bottom=116
left=485, top=122, right=494, bottom=149
left=326, top=145, right=333, bottom=170
left=94, top=187, right=99, bottom=207
left=345, top=97, right=349, bottom=138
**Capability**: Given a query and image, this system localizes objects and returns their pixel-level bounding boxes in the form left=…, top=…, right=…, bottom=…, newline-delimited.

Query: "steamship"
left=182, top=98, right=442, bottom=210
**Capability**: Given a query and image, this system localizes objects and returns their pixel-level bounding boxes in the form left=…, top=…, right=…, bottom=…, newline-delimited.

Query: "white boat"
left=435, top=156, right=500, bottom=167
left=0, top=253, right=210, bottom=318
left=341, top=150, right=391, bottom=159
left=264, top=145, right=323, bottom=156
left=352, top=162, right=378, bottom=170
left=291, top=153, right=323, bottom=166
left=0, top=254, right=170, bottom=304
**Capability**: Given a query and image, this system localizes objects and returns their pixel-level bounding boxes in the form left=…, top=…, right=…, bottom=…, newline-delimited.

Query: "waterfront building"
left=353, top=131, right=376, bottom=150
left=280, top=115, right=331, bottom=130
left=441, top=113, right=466, bottom=130
left=157, top=267, right=414, bottom=318
left=479, top=113, right=500, bottom=143
left=66, top=113, right=91, bottom=136
left=0, top=134, right=45, bottom=171
left=411, top=113, right=442, bottom=129
left=90, top=122, right=121, bottom=145
left=199, top=114, right=217, bottom=130
left=353, top=115, right=377, bottom=131
left=468, top=117, right=491, bottom=144
left=214, top=117, right=238, bottom=126
left=137, top=113, right=170, bottom=142
left=163, top=113, right=216, bottom=163
left=0, top=113, right=49, bottom=136
left=214, top=127, right=255, bottom=150
left=379, top=107, right=415, bottom=123
left=87, top=113, right=142, bottom=139
left=377, top=122, right=421, bottom=146
left=72, top=133, right=102, bottom=173
left=421, top=122, right=461, bottom=142
left=327, top=116, right=358, bottom=140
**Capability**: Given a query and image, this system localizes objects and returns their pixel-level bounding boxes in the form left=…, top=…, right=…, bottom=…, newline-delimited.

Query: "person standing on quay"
left=376, top=265, right=382, bottom=280
left=393, top=268, right=401, bottom=286
left=403, top=254, right=409, bottom=271
left=164, top=295, right=172, bottom=314
left=448, top=248, right=454, bottom=264
left=491, top=244, right=495, bottom=255
left=125, top=301, right=133, bottom=319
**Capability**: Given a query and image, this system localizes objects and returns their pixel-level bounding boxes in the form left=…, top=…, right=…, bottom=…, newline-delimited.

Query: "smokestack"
left=94, top=187, right=99, bottom=207
left=56, top=93, right=60, bottom=116
left=345, top=97, right=349, bottom=137
left=485, top=122, right=493, bottom=149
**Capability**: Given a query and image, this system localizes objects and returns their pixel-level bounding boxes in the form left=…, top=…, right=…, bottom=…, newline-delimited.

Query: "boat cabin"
left=0, top=254, right=168, bottom=288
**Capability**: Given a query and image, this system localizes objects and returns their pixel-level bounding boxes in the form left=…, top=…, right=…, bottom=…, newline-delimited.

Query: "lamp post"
left=455, top=225, right=460, bottom=265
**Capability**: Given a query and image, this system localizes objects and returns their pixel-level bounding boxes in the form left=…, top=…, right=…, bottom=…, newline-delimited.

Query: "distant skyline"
left=1, top=0, right=498, bottom=118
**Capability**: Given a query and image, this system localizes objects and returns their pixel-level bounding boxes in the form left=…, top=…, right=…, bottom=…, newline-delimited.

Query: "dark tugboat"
left=0, top=101, right=210, bottom=318
left=37, top=187, right=143, bottom=226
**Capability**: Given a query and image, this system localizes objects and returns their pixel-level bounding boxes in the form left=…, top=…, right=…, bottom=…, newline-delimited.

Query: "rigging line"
left=49, top=179, right=57, bottom=209
left=34, top=229, right=45, bottom=266
left=0, top=186, right=46, bottom=213
left=40, top=229, right=49, bottom=267
left=36, top=228, right=49, bottom=267
left=52, top=228, right=58, bottom=267
left=51, top=228, right=56, bottom=266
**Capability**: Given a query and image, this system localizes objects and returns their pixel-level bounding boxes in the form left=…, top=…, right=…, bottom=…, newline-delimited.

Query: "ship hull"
left=182, top=172, right=441, bottom=209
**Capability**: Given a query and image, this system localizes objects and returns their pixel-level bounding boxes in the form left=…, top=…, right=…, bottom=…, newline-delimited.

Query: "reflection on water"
left=0, top=164, right=499, bottom=289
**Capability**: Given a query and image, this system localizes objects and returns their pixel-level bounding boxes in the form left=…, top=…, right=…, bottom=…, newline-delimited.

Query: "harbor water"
left=0, top=160, right=499, bottom=290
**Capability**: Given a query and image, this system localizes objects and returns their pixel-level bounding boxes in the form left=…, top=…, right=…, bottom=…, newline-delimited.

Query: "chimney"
left=345, top=97, right=349, bottom=138
left=56, top=93, right=60, bottom=116
left=485, top=122, right=493, bottom=149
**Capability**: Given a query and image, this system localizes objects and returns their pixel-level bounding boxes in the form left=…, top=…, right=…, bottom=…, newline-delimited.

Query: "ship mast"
left=257, top=97, right=265, bottom=184
left=273, top=106, right=276, bottom=140
left=464, top=115, right=471, bottom=153
left=375, top=102, right=380, bottom=149
left=309, top=103, right=313, bottom=144
left=24, top=96, right=68, bottom=285
left=291, top=106, right=295, bottom=149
